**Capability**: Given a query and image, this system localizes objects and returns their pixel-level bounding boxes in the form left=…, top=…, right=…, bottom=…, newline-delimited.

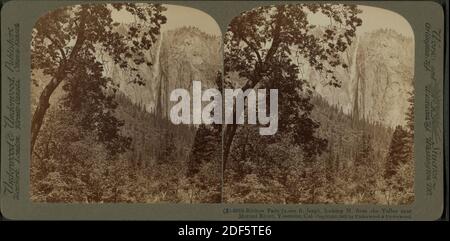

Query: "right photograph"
left=223, top=4, right=415, bottom=205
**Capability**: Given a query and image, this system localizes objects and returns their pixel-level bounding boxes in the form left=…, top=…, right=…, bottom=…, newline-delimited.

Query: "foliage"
left=30, top=3, right=414, bottom=205
left=32, top=3, right=166, bottom=81
left=188, top=124, right=221, bottom=176
left=383, top=91, right=415, bottom=204
left=224, top=95, right=409, bottom=204
left=31, top=3, right=166, bottom=151
left=225, top=3, right=361, bottom=87
left=31, top=96, right=219, bottom=203
left=223, top=3, right=362, bottom=170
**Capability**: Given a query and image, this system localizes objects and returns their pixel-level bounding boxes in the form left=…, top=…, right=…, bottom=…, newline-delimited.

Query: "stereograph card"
left=0, top=0, right=446, bottom=220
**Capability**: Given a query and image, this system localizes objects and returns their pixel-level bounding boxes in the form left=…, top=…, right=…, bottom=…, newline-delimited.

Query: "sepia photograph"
left=0, top=0, right=447, bottom=223
left=29, top=3, right=414, bottom=205
left=30, top=3, right=223, bottom=203
left=222, top=4, right=415, bottom=204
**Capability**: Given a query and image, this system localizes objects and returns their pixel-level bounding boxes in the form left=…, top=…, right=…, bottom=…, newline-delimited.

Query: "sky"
left=308, top=5, right=414, bottom=38
left=111, top=4, right=413, bottom=38
left=111, top=4, right=222, bottom=36
left=357, top=5, right=414, bottom=37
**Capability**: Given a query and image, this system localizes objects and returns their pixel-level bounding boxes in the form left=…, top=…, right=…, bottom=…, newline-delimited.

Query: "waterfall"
left=154, top=33, right=165, bottom=117
left=350, top=37, right=360, bottom=121
left=349, top=37, right=360, bottom=87
left=153, top=33, right=163, bottom=81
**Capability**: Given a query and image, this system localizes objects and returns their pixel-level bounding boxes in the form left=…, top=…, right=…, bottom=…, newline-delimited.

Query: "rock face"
left=105, top=24, right=222, bottom=118
left=105, top=25, right=413, bottom=128
left=157, top=27, right=222, bottom=118
left=310, top=29, right=414, bottom=128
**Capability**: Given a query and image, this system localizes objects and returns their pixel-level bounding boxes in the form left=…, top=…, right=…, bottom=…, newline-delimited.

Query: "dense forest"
left=30, top=3, right=221, bottom=203
left=30, top=3, right=414, bottom=205
left=222, top=94, right=414, bottom=204
left=31, top=86, right=414, bottom=204
left=31, top=91, right=221, bottom=203
left=220, top=4, right=414, bottom=205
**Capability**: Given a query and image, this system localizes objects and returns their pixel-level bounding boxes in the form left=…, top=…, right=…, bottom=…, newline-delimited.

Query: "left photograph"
left=30, top=3, right=223, bottom=203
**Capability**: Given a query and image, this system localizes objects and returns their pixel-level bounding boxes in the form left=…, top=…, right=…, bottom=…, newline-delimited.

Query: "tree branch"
left=242, top=37, right=263, bottom=64
left=43, top=32, right=67, bottom=63
left=264, top=10, right=283, bottom=65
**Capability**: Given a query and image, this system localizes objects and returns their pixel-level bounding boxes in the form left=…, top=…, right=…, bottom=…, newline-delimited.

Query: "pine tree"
left=388, top=90, right=415, bottom=204
left=385, top=90, right=414, bottom=180
left=351, top=132, right=377, bottom=202
left=385, top=125, right=410, bottom=179
left=161, top=130, right=176, bottom=163
left=405, top=90, right=415, bottom=154
left=188, top=71, right=223, bottom=176
left=355, top=132, right=373, bottom=167
left=188, top=124, right=221, bottom=176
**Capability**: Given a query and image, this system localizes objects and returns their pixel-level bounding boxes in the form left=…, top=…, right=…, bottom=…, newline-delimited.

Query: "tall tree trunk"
left=31, top=77, right=64, bottom=152
left=222, top=79, right=259, bottom=171
left=221, top=11, right=281, bottom=171
left=222, top=123, right=237, bottom=171
left=30, top=9, right=87, bottom=153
